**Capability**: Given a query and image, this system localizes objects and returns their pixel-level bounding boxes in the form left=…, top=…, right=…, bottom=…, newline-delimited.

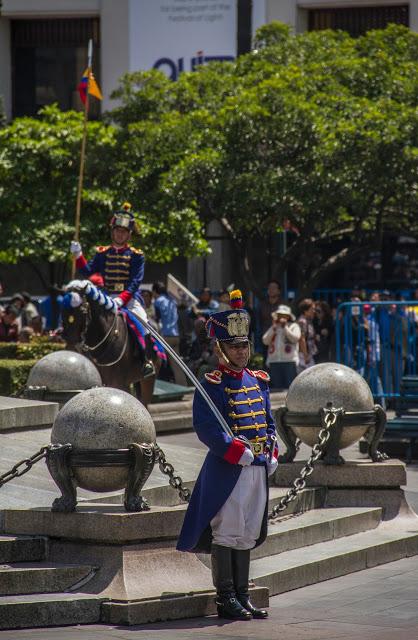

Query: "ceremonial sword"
left=135, top=315, right=238, bottom=441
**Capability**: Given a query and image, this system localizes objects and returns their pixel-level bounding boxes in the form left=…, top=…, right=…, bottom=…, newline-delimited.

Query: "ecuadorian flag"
left=78, top=68, right=103, bottom=104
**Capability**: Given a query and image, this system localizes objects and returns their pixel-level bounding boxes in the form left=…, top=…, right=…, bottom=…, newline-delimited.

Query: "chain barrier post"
left=0, top=410, right=340, bottom=512
left=268, top=406, right=342, bottom=522
left=0, top=446, right=49, bottom=488
left=0, top=442, right=192, bottom=506
left=155, top=445, right=191, bottom=503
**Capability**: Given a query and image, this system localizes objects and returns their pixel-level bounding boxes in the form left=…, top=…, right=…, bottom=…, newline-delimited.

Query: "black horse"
left=61, top=281, right=160, bottom=407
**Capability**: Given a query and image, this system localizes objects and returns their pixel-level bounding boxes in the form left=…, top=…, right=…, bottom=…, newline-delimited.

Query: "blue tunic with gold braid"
left=176, top=363, right=276, bottom=553
left=76, top=244, right=144, bottom=305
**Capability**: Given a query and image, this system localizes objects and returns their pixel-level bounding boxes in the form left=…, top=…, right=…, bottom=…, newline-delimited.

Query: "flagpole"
left=72, top=38, right=93, bottom=278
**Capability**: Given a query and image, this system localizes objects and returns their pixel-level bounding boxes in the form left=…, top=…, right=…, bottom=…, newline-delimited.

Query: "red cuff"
left=119, top=290, right=132, bottom=305
left=223, top=439, right=246, bottom=464
left=75, top=255, right=87, bottom=269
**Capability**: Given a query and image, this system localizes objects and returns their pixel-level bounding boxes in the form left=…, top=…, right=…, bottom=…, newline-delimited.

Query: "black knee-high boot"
left=232, top=549, right=268, bottom=619
left=211, top=544, right=252, bottom=620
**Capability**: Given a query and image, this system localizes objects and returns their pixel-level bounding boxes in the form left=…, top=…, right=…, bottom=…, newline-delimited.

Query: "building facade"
left=2, top=0, right=417, bottom=119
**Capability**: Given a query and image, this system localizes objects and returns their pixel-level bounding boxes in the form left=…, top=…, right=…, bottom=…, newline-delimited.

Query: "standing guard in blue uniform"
left=69, top=202, right=154, bottom=377
left=177, top=290, right=278, bottom=621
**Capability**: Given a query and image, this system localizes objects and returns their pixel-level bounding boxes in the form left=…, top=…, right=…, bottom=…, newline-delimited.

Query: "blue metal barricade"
left=336, top=301, right=417, bottom=399
left=314, top=289, right=353, bottom=305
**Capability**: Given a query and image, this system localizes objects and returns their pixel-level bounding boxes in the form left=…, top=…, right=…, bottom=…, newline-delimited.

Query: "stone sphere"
left=51, top=387, right=156, bottom=492
left=27, top=350, right=102, bottom=392
left=286, top=363, right=374, bottom=449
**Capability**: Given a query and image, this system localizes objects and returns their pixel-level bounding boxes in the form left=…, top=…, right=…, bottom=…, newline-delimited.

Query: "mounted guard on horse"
left=69, top=202, right=155, bottom=379
left=65, top=202, right=165, bottom=406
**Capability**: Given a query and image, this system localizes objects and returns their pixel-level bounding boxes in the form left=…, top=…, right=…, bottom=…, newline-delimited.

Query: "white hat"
left=273, top=304, right=295, bottom=321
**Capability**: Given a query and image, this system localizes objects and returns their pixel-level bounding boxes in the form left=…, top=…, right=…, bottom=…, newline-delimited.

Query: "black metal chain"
left=155, top=444, right=191, bottom=503
left=0, top=442, right=191, bottom=505
left=268, top=408, right=340, bottom=522
left=0, top=446, right=49, bottom=488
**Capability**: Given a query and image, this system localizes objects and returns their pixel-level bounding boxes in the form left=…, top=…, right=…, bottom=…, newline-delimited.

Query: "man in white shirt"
left=262, top=304, right=301, bottom=390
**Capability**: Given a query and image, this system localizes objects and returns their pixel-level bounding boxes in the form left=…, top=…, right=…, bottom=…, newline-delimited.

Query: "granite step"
left=251, top=521, right=418, bottom=596
left=0, top=562, right=95, bottom=596
left=100, top=586, right=269, bottom=626
left=0, top=592, right=106, bottom=630
left=152, top=412, right=193, bottom=433
left=0, top=535, right=47, bottom=563
left=253, top=506, right=382, bottom=560
left=1, top=487, right=326, bottom=544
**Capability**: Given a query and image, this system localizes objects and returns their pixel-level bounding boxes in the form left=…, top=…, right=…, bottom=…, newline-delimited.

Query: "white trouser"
left=110, top=295, right=149, bottom=334
left=126, top=298, right=148, bottom=322
left=210, top=465, right=267, bottom=550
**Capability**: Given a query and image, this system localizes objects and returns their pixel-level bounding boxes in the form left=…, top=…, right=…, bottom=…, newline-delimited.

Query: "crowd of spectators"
left=259, top=284, right=418, bottom=398
left=0, top=287, right=43, bottom=343
left=1, top=275, right=417, bottom=397
left=260, top=287, right=336, bottom=391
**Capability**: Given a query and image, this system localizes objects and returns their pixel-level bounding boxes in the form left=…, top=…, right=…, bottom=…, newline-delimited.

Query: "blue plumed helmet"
left=110, top=201, right=135, bottom=231
left=206, top=289, right=250, bottom=344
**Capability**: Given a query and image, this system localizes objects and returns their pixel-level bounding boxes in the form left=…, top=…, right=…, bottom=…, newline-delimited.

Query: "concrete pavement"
left=1, top=554, right=418, bottom=639
left=1, top=420, right=418, bottom=638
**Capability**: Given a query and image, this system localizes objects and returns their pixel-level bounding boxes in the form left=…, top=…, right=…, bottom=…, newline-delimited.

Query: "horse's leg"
left=134, top=381, right=142, bottom=402
left=139, top=375, right=155, bottom=408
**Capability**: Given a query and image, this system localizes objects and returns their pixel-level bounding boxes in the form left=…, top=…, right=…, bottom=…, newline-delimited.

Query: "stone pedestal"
left=274, top=459, right=406, bottom=488
left=0, top=395, right=58, bottom=431
left=273, top=459, right=411, bottom=520
left=1, top=504, right=268, bottom=624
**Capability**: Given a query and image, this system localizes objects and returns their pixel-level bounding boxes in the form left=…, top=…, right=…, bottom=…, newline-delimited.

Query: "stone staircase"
left=0, top=534, right=105, bottom=629
left=1, top=467, right=418, bottom=630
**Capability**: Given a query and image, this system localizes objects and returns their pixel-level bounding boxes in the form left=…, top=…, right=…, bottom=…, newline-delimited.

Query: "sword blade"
left=136, top=316, right=235, bottom=439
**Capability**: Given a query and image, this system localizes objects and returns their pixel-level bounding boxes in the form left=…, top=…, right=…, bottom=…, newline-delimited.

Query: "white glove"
left=113, top=297, right=124, bottom=308
left=70, top=241, right=82, bottom=258
left=238, top=447, right=254, bottom=467
left=267, top=458, right=278, bottom=477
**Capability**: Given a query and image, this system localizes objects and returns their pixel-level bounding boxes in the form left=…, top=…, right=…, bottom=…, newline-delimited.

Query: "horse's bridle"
left=72, top=290, right=129, bottom=367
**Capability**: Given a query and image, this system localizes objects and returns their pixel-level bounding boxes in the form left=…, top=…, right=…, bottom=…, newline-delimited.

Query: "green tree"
left=0, top=100, right=208, bottom=288
left=0, top=105, right=117, bottom=287
left=109, top=23, right=418, bottom=296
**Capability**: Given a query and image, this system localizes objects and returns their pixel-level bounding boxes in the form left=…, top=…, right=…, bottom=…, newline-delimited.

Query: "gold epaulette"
left=96, top=245, right=110, bottom=253
left=248, top=369, right=270, bottom=383
left=204, top=370, right=223, bottom=384
left=130, top=246, right=143, bottom=255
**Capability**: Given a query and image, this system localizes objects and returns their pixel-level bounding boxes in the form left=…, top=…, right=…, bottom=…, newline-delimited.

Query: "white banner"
left=129, top=0, right=237, bottom=80
left=167, top=273, right=198, bottom=306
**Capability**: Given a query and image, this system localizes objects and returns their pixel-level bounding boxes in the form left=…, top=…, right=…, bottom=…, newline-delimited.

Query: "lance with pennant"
left=71, top=38, right=103, bottom=278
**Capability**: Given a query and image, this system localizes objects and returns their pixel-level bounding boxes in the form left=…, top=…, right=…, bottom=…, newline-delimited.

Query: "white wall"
left=410, top=1, right=418, bottom=31
left=100, top=0, right=130, bottom=112
left=253, top=0, right=267, bottom=36
left=128, top=0, right=237, bottom=80
left=265, top=0, right=298, bottom=27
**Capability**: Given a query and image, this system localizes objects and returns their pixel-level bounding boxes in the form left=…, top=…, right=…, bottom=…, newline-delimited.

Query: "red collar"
left=218, top=363, right=244, bottom=379
left=111, top=244, right=129, bottom=253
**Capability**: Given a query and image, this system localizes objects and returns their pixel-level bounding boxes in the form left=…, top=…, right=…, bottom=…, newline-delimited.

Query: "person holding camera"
left=262, top=304, right=301, bottom=390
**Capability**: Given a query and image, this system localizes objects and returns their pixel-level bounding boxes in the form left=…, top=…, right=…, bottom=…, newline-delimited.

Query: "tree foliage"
left=109, top=22, right=418, bottom=295
left=1, top=23, right=418, bottom=294
left=0, top=103, right=206, bottom=286
left=0, top=105, right=116, bottom=284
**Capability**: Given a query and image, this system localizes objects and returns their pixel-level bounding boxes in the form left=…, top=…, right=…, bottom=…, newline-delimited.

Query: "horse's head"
left=61, top=280, right=91, bottom=349
left=61, top=280, right=119, bottom=350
